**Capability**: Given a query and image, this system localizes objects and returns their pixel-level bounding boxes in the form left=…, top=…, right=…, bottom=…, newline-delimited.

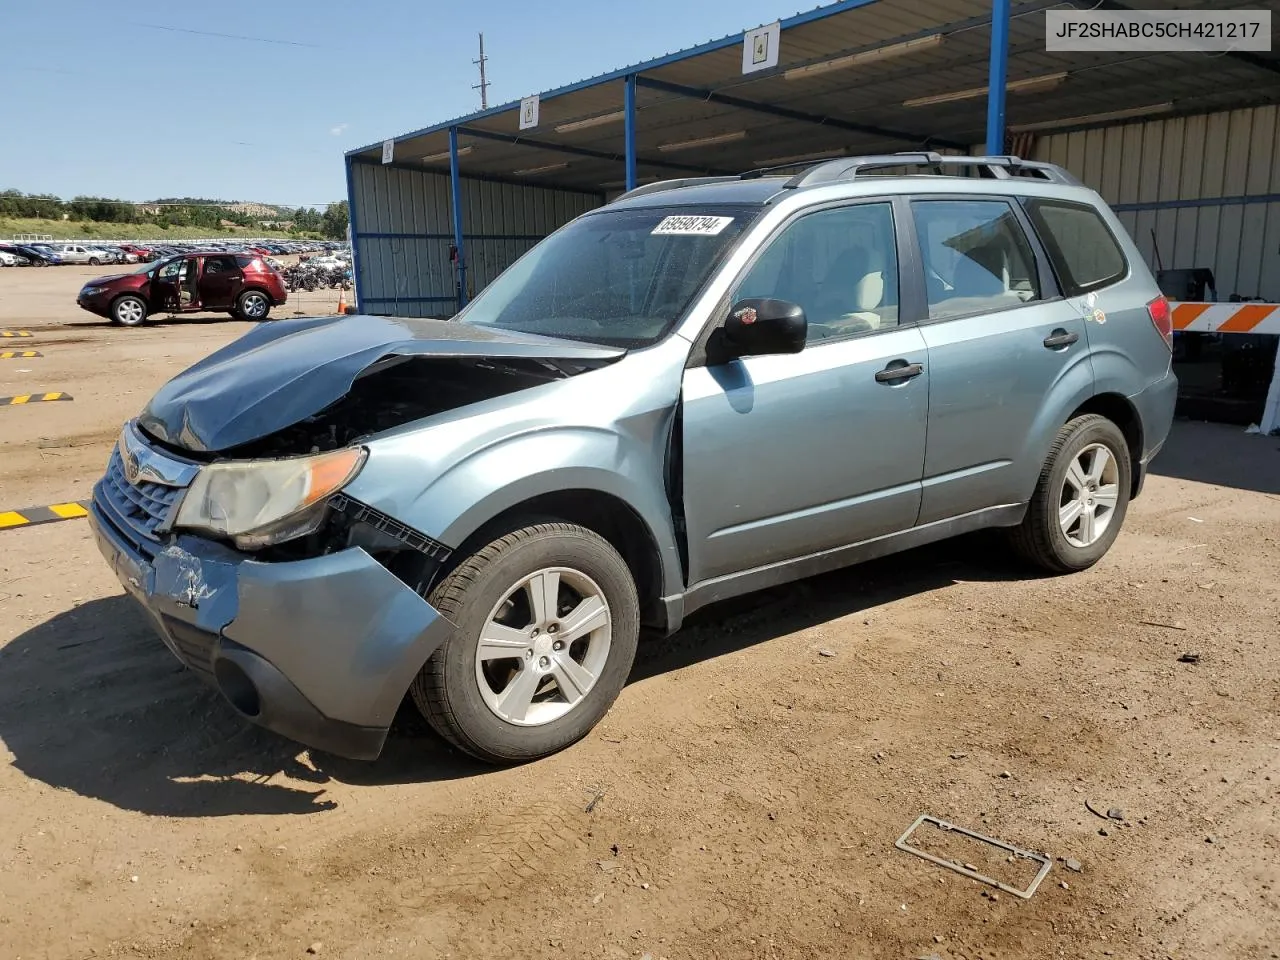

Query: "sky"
left=2, top=0, right=798, bottom=209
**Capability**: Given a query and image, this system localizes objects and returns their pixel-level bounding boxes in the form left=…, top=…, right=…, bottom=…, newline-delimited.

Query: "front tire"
left=411, top=523, right=640, bottom=764
left=1008, top=414, right=1132, bottom=573
left=235, top=289, right=271, bottom=321
left=89, top=257, right=101, bottom=266
left=110, top=294, right=147, bottom=327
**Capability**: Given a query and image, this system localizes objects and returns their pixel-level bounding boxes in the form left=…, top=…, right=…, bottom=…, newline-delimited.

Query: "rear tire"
left=1008, top=414, right=1132, bottom=573
left=110, top=295, right=147, bottom=327
left=411, top=523, right=640, bottom=764
left=235, top=289, right=271, bottom=321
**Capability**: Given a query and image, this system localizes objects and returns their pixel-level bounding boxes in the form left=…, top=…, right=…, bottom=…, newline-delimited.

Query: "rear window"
left=1023, top=198, right=1127, bottom=297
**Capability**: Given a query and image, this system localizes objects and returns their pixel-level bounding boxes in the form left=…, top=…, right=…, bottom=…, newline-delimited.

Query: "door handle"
left=875, top=361, right=924, bottom=384
left=1043, top=329, right=1080, bottom=349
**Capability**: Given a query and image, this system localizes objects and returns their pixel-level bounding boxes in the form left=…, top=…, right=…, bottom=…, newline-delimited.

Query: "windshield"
left=134, top=259, right=159, bottom=274
left=456, top=204, right=759, bottom=347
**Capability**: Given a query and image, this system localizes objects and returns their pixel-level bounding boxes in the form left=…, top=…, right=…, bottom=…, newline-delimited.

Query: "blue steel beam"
left=624, top=74, right=638, bottom=191
left=986, top=0, right=1012, bottom=155
left=448, top=127, right=467, bottom=310
left=633, top=76, right=967, bottom=150
left=455, top=125, right=737, bottom=176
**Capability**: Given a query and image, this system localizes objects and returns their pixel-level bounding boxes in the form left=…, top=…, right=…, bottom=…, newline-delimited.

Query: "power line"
left=126, top=22, right=322, bottom=47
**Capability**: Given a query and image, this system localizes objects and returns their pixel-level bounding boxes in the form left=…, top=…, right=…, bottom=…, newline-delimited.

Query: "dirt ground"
left=1, top=266, right=1278, bottom=960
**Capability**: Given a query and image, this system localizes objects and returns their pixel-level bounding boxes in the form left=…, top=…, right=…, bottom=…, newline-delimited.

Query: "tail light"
left=1147, top=296, right=1172, bottom=349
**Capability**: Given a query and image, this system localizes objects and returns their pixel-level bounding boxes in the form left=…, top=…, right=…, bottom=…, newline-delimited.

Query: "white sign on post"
left=519, top=95, right=540, bottom=131
left=742, top=21, right=780, bottom=74
left=381, top=139, right=394, bottom=164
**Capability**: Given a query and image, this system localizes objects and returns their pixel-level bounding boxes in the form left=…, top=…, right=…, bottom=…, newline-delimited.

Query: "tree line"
left=0, top=190, right=349, bottom=239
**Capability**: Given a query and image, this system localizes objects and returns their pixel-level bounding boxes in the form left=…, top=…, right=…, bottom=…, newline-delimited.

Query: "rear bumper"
left=1129, top=368, right=1178, bottom=497
left=88, top=503, right=454, bottom=760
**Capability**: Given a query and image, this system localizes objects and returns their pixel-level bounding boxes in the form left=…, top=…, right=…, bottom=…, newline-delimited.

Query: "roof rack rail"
left=782, top=152, right=1081, bottom=189
left=612, top=176, right=740, bottom=202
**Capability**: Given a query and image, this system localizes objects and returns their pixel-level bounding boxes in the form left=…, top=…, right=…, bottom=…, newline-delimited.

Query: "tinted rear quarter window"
left=1023, top=198, right=1127, bottom=297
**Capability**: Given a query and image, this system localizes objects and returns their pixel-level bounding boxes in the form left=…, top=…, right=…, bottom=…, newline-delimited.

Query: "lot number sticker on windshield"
left=651, top=215, right=735, bottom=236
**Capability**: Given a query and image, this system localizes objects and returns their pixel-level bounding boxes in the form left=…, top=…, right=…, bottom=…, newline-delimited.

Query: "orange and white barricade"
left=1170, top=302, right=1280, bottom=435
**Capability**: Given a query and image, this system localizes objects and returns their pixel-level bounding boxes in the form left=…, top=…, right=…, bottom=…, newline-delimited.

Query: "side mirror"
left=720, top=298, right=806, bottom=359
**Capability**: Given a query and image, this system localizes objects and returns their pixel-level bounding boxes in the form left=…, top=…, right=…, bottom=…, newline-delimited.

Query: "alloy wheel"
left=474, top=566, right=613, bottom=727
left=1058, top=442, right=1120, bottom=547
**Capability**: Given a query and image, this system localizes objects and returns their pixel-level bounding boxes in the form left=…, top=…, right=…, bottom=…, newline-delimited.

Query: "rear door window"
left=1022, top=198, right=1128, bottom=296
left=910, top=199, right=1041, bottom=320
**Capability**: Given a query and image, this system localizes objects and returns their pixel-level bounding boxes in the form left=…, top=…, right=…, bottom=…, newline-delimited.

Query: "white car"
left=0, top=250, right=29, bottom=266
left=55, top=244, right=115, bottom=266
left=307, top=254, right=350, bottom=269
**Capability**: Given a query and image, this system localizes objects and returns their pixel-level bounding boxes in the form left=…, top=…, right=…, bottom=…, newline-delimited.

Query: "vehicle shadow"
left=0, top=595, right=489, bottom=818
left=1149, top=418, right=1280, bottom=495
left=0, top=534, right=1023, bottom=817
left=632, top=531, right=1026, bottom=683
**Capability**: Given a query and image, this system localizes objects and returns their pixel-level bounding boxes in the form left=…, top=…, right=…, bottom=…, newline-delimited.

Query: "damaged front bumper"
left=88, top=503, right=454, bottom=760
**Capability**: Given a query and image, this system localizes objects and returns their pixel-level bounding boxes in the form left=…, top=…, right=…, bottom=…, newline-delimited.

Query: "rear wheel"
left=235, top=289, right=271, bottom=321
left=411, top=523, right=640, bottom=764
left=110, top=295, right=147, bottom=327
left=1008, top=414, right=1131, bottom=573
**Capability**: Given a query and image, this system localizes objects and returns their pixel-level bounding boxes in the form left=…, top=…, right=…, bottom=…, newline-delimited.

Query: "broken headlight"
left=174, top=446, right=367, bottom=550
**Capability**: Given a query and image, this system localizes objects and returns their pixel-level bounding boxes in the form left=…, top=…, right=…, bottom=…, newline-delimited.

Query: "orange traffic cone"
left=336, top=291, right=347, bottom=315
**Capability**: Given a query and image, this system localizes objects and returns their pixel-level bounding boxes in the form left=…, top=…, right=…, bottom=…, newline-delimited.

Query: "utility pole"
left=472, top=33, right=489, bottom=109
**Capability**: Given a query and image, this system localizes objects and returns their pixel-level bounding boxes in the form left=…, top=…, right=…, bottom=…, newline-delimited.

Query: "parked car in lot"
left=76, top=251, right=288, bottom=325
left=118, top=243, right=156, bottom=262
left=0, top=248, right=31, bottom=266
left=89, top=153, right=1176, bottom=764
left=15, top=244, right=62, bottom=265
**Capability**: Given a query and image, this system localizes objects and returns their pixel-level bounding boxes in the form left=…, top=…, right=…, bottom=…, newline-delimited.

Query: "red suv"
left=76, top=252, right=288, bottom=326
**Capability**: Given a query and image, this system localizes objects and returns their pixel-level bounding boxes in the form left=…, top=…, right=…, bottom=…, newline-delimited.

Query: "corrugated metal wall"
left=1031, top=106, right=1280, bottom=301
left=349, top=161, right=602, bottom=317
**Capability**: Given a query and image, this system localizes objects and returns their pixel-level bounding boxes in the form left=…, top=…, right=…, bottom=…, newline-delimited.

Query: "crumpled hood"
left=139, top=314, right=625, bottom=453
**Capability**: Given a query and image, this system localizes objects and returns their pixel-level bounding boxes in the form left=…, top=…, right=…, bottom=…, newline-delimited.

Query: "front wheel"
left=1008, top=414, right=1132, bottom=573
left=235, top=289, right=271, bottom=321
left=88, top=257, right=101, bottom=266
left=411, top=523, right=640, bottom=763
left=110, top=295, right=147, bottom=327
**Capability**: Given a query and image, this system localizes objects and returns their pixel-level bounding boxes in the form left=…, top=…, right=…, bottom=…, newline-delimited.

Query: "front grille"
left=95, top=446, right=183, bottom=552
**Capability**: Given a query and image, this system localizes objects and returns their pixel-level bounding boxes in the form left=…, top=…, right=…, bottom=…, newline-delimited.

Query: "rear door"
left=198, top=254, right=242, bottom=308
left=907, top=196, right=1093, bottom=524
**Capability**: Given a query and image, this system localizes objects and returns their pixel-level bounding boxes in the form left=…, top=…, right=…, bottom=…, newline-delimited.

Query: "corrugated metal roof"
left=350, top=0, right=1280, bottom=193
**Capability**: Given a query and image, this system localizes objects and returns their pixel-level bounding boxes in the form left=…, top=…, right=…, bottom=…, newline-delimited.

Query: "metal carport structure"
left=346, top=0, right=1280, bottom=317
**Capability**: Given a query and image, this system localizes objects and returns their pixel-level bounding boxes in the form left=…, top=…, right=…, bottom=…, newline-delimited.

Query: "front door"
left=681, top=200, right=929, bottom=587
left=198, top=255, right=242, bottom=309
left=149, top=257, right=185, bottom=312
left=907, top=197, right=1093, bottom=523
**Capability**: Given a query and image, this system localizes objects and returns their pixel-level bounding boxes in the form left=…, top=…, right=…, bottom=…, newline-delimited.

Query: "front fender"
left=347, top=423, right=684, bottom=597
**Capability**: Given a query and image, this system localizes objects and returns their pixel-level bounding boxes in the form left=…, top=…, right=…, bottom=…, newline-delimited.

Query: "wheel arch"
left=1067, top=393, right=1144, bottom=498
left=441, top=488, right=669, bottom=632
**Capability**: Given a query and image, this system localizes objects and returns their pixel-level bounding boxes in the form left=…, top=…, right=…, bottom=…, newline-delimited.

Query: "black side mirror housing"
left=719, top=298, right=807, bottom=359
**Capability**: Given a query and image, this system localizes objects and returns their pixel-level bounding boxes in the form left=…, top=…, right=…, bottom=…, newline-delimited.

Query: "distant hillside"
left=1, top=191, right=346, bottom=240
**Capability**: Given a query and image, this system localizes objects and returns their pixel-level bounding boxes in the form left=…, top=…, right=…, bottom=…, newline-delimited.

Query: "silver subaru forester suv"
left=90, top=154, right=1177, bottom=764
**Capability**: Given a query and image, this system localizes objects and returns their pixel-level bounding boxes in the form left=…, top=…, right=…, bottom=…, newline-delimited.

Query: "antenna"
left=472, top=33, right=489, bottom=109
